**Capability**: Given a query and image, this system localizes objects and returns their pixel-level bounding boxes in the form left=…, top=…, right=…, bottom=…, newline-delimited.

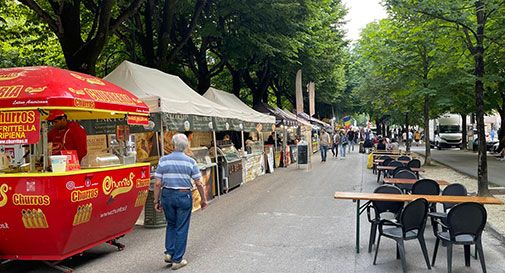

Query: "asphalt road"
left=411, top=145, right=505, bottom=187
left=3, top=151, right=505, bottom=273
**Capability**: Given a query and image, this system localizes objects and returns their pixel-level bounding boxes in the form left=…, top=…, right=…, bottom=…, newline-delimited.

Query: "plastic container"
left=50, top=155, right=68, bottom=172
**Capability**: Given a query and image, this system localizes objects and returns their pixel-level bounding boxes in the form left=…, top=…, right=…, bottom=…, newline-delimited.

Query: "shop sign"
left=102, top=172, right=135, bottom=199
left=0, top=110, right=40, bottom=145
left=163, top=113, right=213, bottom=132
left=12, top=194, right=50, bottom=206
left=71, top=188, right=99, bottom=202
left=127, top=114, right=149, bottom=125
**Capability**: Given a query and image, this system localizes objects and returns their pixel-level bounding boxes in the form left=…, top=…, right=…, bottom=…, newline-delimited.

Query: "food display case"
left=215, top=142, right=243, bottom=193
left=190, top=147, right=216, bottom=209
left=243, top=141, right=265, bottom=183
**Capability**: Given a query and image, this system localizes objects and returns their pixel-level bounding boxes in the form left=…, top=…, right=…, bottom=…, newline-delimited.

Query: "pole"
left=160, top=113, right=165, bottom=156
left=241, top=130, right=245, bottom=154
left=213, top=130, right=220, bottom=198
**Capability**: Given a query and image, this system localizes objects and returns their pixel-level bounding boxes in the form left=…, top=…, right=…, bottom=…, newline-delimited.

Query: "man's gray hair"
left=172, top=133, right=189, bottom=152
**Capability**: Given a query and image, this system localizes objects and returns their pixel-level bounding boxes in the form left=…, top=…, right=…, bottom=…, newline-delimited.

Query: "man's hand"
left=200, top=200, right=208, bottom=210
left=154, top=202, right=163, bottom=212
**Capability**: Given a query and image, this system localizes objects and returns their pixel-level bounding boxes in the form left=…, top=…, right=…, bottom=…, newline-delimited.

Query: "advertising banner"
left=295, top=70, right=303, bottom=114
left=0, top=110, right=40, bottom=145
left=309, top=82, right=315, bottom=117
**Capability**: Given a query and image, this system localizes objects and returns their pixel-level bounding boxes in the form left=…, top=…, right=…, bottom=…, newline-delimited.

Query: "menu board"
left=297, top=144, right=308, bottom=164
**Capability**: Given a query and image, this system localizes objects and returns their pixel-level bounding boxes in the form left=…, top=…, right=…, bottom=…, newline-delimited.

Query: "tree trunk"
left=424, top=95, right=431, bottom=165
left=229, top=68, right=242, bottom=98
left=461, top=114, right=467, bottom=150
left=474, top=1, right=489, bottom=196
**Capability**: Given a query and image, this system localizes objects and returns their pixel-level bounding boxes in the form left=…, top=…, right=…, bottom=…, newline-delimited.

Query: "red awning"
left=0, top=66, right=149, bottom=119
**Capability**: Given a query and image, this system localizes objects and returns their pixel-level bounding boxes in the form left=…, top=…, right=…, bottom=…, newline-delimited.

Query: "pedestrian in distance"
left=153, top=133, right=208, bottom=270
left=347, top=129, right=355, bottom=153
left=339, top=130, right=348, bottom=159
left=319, top=129, right=330, bottom=162
left=332, top=130, right=340, bottom=158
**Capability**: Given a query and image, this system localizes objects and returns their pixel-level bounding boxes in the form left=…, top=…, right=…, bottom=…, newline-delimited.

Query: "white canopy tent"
left=203, top=87, right=275, bottom=125
left=105, top=61, right=242, bottom=120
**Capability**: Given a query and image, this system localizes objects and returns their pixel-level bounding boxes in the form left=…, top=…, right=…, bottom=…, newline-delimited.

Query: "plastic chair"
left=366, top=185, right=404, bottom=253
left=387, top=161, right=404, bottom=177
left=407, top=159, right=421, bottom=168
left=373, top=198, right=431, bottom=273
left=398, top=155, right=411, bottom=161
left=412, top=179, right=440, bottom=196
left=429, top=183, right=468, bottom=219
left=393, top=170, right=417, bottom=179
left=432, top=202, right=487, bottom=273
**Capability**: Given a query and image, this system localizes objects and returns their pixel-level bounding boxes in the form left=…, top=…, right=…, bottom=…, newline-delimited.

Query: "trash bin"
left=144, top=178, right=167, bottom=228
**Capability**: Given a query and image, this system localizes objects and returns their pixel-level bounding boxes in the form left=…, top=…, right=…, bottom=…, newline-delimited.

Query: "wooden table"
left=333, top=191, right=503, bottom=253
left=383, top=178, right=449, bottom=186
left=376, top=166, right=425, bottom=183
left=374, top=159, right=410, bottom=165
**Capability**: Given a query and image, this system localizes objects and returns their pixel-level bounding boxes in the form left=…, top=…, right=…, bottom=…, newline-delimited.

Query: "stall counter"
left=242, top=152, right=265, bottom=183
left=0, top=163, right=150, bottom=260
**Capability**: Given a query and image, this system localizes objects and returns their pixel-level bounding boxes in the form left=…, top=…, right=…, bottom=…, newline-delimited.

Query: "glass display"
left=220, top=145, right=241, bottom=162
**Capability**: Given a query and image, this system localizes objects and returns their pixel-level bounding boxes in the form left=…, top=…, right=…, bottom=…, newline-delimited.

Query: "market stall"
left=105, top=61, right=248, bottom=207
left=203, top=88, right=275, bottom=182
left=253, top=102, right=298, bottom=167
left=0, top=66, right=150, bottom=265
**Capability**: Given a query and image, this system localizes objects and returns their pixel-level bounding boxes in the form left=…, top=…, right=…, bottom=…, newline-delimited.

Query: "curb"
left=415, top=152, right=505, bottom=245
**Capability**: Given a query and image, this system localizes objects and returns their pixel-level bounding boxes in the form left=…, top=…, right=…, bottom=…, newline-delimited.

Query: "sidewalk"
left=413, top=152, right=505, bottom=245
left=2, top=151, right=504, bottom=273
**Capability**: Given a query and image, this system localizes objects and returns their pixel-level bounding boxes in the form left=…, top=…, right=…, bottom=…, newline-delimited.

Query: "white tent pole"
left=241, top=130, right=245, bottom=154
left=213, top=130, right=220, bottom=199
left=160, top=114, right=165, bottom=156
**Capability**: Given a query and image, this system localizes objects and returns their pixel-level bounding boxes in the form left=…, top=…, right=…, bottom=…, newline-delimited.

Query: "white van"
left=429, top=114, right=462, bottom=149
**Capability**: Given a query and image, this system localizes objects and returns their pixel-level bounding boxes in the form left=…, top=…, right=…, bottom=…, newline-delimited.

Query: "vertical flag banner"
left=309, top=82, right=315, bottom=117
left=295, top=70, right=303, bottom=113
left=343, top=116, right=351, bottom=128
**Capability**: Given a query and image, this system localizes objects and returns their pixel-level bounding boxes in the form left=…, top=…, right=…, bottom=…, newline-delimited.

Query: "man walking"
left=319, top=129, right=330, bottom=162
left=154, top=133, right=208, bottom=270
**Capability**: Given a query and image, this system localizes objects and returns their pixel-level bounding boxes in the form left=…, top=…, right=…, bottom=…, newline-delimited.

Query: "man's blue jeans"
left=161, top=188, right=193, bottom=263
left=339, top=144, right=346, bottom=157
left=320, top=145, right=328, bottom=161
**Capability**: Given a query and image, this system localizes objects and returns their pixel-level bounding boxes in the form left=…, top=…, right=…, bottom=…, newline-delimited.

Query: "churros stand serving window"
left=0, top=66, right=151, bottom=271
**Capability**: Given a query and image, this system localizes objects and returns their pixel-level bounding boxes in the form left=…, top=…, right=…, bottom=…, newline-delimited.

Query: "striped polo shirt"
left=154, top=151, right=202, bottom=189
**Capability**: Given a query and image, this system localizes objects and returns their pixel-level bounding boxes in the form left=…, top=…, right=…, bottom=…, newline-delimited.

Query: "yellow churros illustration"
left=22, top=208, right=48, bottom=228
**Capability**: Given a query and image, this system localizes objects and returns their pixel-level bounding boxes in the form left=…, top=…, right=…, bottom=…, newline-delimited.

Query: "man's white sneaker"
left=164, top=254, right=172, bottom=264
left=171, top=259, right=188, bottom=270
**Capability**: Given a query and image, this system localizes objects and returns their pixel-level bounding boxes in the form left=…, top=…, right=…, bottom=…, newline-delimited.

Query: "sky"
left=342, top=0, right=388, bottom=41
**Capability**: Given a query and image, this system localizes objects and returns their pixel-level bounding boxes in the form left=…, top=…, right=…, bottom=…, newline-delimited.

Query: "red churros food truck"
left=0, top=67, right=151, bottom=263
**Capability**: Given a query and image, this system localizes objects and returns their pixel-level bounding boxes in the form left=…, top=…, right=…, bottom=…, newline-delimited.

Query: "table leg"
left=376, top=170, right=381, bottom=183
left=356, top=199, right=360, bottom=253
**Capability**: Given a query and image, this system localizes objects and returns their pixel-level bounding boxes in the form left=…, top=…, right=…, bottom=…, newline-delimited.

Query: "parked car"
left=472, top=137, right=499, bottom=152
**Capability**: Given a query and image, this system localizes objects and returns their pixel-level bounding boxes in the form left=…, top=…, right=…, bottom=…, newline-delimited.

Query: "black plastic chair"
left=366, top=185, right=404, bottom=253
left=375, top=157, right=393, bottom=175
left=373, top=198, right=431, bottom=273
left=429, top=183, right=468, bottom=220
left=412, top=179, right=440, bottom=212
left=387, top=161, right=404, bottom=177
left=432, top=202, right=487, bottom=273
left=398, top=155, right=411, bottom=161
left=407, top=159, right=421, bottom=168
left=412, top=179, right=440, bottom=196
left=393, top=170, right=417, bottom=179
